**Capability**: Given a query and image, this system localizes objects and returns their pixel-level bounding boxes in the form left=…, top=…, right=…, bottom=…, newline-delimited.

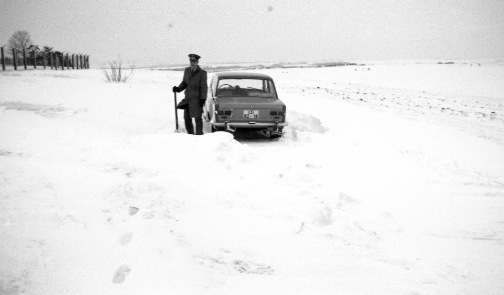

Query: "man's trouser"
left=184, top=107, right=203, bottom=135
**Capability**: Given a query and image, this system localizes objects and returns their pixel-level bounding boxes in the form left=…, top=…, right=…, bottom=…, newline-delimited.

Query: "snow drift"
left=1, top=61, right=504, bottom=294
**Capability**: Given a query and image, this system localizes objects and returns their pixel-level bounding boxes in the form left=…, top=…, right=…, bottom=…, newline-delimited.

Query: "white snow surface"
left=1, top=62, right=504, bottom=294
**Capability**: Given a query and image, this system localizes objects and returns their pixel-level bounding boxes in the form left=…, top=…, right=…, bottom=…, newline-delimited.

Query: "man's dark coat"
left=176, top=66, right=208, bottom=118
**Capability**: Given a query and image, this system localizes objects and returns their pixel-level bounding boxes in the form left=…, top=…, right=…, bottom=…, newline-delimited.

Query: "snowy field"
left=1, top=61, right=504, bottom=295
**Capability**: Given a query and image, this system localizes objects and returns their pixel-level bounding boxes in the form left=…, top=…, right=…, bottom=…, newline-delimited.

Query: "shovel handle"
left=174, top=92, right=179, bottom=131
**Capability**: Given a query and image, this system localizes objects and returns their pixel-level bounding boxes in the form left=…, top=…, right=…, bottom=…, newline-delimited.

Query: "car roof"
left=214, top=72, right=273, bottom=80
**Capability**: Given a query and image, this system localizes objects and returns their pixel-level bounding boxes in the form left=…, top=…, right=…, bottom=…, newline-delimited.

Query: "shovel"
left=174, top=91, right=179, bottom=132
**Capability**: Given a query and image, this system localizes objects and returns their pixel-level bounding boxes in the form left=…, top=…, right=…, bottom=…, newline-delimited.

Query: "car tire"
left=270, top=127, right=283, bottom=139
left=212, top=125, right=225, bottom=133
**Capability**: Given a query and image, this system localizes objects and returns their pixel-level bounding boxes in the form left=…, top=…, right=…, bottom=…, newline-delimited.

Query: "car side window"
left=211, top=77, right=217, bottom=97
left=268, top=80, right=277, bottom=97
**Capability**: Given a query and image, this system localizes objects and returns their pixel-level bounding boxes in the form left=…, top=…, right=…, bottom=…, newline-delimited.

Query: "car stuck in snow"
left=203, top=72, right=287, bottom=138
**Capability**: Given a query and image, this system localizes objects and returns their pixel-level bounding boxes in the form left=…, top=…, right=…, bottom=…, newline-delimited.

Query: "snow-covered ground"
left=1, top=62, right=504, bottom=295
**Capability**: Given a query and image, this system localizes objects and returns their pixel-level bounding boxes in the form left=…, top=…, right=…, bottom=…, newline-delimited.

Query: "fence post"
left=43, top=51, right=46, bottom=69
left=71, top=54, right=74, bottom=69
left=66, top=53, right=69, bottom=69
left=13, top=48, right=17, bottom=70
left=1, top=47, right=5, bottom=71
left=55, top=52, right=58, bottom=70
left=87, top=55, right=90, bottom=69
left=23, top=48, right=27, bottom=69
left=49, top=52, right=53, bottom=69
left=32, top=49, right=37, bottom=69
left=80, top=55, right=83, bottom=69
left=61, top=53, right=65, bottom=70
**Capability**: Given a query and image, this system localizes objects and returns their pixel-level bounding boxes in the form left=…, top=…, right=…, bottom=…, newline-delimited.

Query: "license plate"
left=243, top=110, right=259, bottom=119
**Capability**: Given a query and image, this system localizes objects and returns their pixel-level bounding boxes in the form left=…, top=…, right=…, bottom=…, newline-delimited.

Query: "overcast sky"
left=1, top=0, right=503, bottom=66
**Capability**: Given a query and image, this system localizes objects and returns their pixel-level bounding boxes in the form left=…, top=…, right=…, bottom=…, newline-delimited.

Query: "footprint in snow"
left=120, top=232, right=134, bottom=245
left=112, top=265, right=131, bottom=284
left=128, top=206, right=139, bottom=216
left=233, top=260, right=274, bottom=275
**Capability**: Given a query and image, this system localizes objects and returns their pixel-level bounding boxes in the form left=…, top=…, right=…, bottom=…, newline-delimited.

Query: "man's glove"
left=172, top=86, right=180, bottom=93
left=199, top=99, right=206, bottom=107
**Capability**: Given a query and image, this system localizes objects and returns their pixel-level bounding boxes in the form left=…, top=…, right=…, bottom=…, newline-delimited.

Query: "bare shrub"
left=9, top=30, right=32, bottom=51
left=102, top=58, right=135, bottom=83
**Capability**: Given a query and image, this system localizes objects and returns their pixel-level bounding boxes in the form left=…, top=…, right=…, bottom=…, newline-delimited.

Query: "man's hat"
left=188, top=54, right=201, bottom=61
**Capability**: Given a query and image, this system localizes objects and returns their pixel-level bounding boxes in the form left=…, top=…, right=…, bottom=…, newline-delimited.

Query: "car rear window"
left=216, top=79, right=276, bottom=98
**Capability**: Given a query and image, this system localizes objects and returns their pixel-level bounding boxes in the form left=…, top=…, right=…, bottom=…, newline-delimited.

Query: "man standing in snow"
left=173, top=54, right=208, bottom=135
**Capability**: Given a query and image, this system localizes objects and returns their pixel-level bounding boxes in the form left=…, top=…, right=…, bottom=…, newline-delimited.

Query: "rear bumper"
left=212, top=121, right=287, bottom=129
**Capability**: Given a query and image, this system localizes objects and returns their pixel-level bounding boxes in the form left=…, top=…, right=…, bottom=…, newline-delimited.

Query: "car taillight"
left=218, top=110, right=232, bottom=115
left=270, top=111, right=285, bottom=116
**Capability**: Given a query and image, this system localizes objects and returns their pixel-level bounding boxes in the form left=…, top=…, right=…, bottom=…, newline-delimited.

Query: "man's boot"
left=195, top=117, right=203, bottom=135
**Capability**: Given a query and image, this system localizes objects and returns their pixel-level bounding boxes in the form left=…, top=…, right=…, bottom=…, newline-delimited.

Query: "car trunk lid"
left=215, top=96, right=285, bottom=123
